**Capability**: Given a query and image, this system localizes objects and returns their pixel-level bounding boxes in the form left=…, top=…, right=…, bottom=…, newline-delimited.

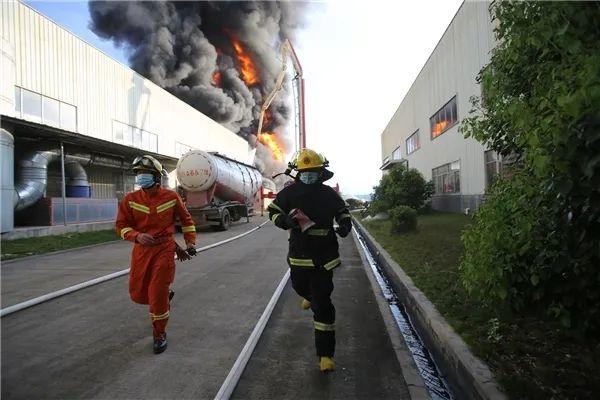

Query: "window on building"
left=113, top=121, right=124, bottom=143
left=14, top=86, right=21, bottom=113
left=149, top=133, right=158, bottom=152
left=123, top=124, right=133, bottom=146
left=132, top=127, right=142, bottom=148
left=432, top=160, right=461, bottom=194
left=60, top=102, right=77, bottom=131
left=42, top=96, right=60, bottom=127
left=485, top=150, right=502, bottom=188
left=406, top=130, right=420, bottom=155
left=430, top=96, right=458, bottom=139
left=142, top=130, right=150, bottom=151
left=175, top=142, right=192, bottom=157
left=392, top=146, right=402, bottom=160
left=21, top=89, right=42, bottom=121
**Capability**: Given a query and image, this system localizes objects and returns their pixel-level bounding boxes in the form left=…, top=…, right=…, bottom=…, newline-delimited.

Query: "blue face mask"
left=299, top=171, right=320, bottom=185
left=136, top=173, right=156, bottom=188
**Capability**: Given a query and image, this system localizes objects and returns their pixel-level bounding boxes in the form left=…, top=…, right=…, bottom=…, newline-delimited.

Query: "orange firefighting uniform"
left=115, top=187, right=196, bottom=339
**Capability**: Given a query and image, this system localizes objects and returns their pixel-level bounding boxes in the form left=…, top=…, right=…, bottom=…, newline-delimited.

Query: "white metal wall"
left=380, top=1, right=495, bottom=196
left=0, top=1, right=251, bottom=165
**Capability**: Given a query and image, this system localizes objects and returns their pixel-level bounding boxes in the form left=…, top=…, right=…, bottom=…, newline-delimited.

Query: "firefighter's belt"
left=306, top=228, right=330, bottom=236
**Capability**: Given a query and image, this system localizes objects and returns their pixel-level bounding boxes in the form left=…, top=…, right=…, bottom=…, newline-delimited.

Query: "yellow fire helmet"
left=293, top=148, right=329, bottom=171
left=288, top=148, right=334, bottom=182
left=132, top=154, right=163, bottom=174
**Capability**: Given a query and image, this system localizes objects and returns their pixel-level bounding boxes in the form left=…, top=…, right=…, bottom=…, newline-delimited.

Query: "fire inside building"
left=0, top=1, right=304, bottom=238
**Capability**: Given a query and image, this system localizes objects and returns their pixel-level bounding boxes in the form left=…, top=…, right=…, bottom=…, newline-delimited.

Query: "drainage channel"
left=354, top=227, right=454, bottom=400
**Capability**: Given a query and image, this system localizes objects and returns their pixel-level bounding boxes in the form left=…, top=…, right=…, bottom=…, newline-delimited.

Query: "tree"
left=345, top=198, right=365, bottom=210
left=370, top=164, right=433, bottom=214
left=460, top=1, right=600, bottom=333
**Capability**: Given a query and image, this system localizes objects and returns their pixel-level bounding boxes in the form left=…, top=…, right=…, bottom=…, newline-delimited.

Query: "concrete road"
left=1, top=220, right=288, bottom=399
left=1, top=218, right=267, bottom=308
left=2, top=219, right=413, bottom=400
left=232, top=233, right=411, bottom=400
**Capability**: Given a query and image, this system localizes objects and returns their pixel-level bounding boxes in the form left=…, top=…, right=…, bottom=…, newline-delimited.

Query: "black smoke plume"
left=88, top=1, right=307, bottom=174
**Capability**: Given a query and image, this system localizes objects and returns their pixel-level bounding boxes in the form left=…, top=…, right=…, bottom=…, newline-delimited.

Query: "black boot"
left=153, top=333, right=167, bottom=354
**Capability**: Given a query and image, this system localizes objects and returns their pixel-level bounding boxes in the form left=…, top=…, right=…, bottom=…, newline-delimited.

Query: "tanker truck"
left=175, top=150, right=262, bottom=231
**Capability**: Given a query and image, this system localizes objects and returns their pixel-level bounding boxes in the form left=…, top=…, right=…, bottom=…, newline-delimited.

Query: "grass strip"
left=1, top=230, right=119, bottom=261
left=361, top=212, right=599, bottom=399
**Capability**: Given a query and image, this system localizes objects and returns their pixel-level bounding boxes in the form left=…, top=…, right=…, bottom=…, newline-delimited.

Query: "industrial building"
left=0, top=1, right=252, bottom=237
left=380, top=1, right=501, bottom=212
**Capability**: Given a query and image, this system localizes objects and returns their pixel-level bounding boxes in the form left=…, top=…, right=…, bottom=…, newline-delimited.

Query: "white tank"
left=0, top=38, right=16, bottom=117
left=176, top=150, right=262, bottom=205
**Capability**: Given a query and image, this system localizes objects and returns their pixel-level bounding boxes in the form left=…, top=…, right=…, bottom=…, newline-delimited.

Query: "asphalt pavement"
left=232, top=232, right=411, bottom=400
left=1, top=217, right=414, bottom=400
left=1, top=218, right=287, bottom=399
left=1, top=218, right=266, bottom=308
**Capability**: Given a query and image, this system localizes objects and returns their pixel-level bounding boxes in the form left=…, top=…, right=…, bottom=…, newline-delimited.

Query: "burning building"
left=0, top=1, right=300, bottom=236
left=88, top=1, right=308, bottom=177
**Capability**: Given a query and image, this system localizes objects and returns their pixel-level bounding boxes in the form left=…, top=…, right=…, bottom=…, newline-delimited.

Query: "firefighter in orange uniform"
left=116, top=155, right=197, bottom=354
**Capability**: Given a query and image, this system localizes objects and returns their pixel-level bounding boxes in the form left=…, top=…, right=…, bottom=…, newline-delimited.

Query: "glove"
left=335, top=225, right=351, bottom=238
left=136, top=233, right=156, bottom=246
left=175, top=245, right=192, bottom=262
left=283, top=214, right=300, bottom=230
left=186, top=245, right=197, bottom=256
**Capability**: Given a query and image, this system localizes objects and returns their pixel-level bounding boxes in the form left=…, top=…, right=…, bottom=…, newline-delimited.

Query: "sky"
left=27, top=0, right=463, bottom=197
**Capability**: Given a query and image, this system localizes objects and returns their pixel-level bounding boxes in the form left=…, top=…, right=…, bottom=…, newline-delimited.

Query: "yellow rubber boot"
left=301, top=298, right=311, bottom=310
left=319, top=357, right=335, bottom=372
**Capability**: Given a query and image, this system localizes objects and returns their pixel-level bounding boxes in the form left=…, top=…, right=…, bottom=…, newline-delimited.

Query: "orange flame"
left=212, top=71, right=222, bottom=87
left=432, top=120, right=449, bottom=138
left=258, top=132, right=285, bottom=162
left=229, top=36, right=259, bottom=86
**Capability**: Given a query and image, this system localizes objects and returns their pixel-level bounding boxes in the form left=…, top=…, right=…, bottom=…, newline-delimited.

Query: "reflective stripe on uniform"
left=129, top=201, right=150, bottom=214
left=271, top=213, right=282, bottom=223
left=120, top=227, right=133, bottom=239
left=307, top=228, right=330, bottom=236
left=268, top=202, right=284, bottom=214
left=314, top=321, right=335, bottom=331
left=324, top=257, right=341, bottom=270
left=289, top=257, right=315, bottom=267
left=182, top=225, right=196, bottom=233
left=150, top=310, right=170, bottom=321
left=156, top=199, right=177, bottom=213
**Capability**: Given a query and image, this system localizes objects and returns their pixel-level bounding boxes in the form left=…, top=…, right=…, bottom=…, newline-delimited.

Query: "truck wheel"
left=218, top=209, right=231, bottom=231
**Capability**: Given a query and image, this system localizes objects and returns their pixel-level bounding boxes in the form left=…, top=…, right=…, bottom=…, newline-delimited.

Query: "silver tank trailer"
left=176, top=150, right=262, bottom=230
left=177, top=150, right=261, bottom=205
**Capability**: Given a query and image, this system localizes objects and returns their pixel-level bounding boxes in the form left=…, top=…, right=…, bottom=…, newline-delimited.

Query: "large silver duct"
left=65, top=161, right=89, bottom=187
left=13, top=150, right=91, bottom=211
left=14, top=150, right=60, bottom=211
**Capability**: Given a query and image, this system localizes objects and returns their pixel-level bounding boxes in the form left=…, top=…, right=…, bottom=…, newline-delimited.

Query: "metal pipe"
left=14, top=150, right=60, bottom=210
left=14, top=150, right=98, bottom=211
left=60, top=142, right=67, bottom=225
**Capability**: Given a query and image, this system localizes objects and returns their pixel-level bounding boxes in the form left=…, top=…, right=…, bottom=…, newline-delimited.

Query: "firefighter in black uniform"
left=268, top=148, right=352, bottom=372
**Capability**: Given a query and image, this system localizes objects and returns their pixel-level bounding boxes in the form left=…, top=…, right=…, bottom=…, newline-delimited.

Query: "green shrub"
left=460, top=1, right=600, bottom=333
left=345, top=198, right=365, bottom=210
left=389, top=206, right=417, bottom=233
left=370, top=164, right=433, bottom=215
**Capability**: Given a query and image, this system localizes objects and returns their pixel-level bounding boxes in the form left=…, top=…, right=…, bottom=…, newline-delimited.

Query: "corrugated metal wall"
left=380, top=1, right=496, bottom=197
left=1, top=1, right=251, bottom=165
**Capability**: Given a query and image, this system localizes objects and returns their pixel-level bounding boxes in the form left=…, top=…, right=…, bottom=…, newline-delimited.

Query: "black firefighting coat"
left=268, top=181, right=352, bottom=270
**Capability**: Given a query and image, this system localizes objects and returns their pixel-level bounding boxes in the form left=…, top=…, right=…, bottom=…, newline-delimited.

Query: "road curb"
left=353, top=218, right=507, bottom=400
left=351, top=230, right=431, bottom=400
